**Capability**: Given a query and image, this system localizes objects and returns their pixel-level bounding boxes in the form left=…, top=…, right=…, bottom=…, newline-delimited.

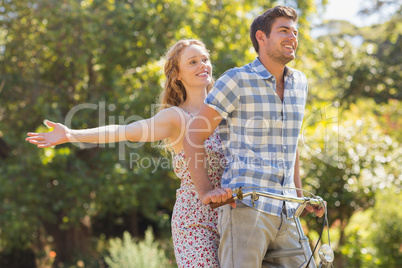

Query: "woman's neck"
left=180, top=87, right=208, bottom=115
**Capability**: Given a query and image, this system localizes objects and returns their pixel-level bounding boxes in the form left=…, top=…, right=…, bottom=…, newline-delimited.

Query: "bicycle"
left=210, top=187, right=334, bottom=268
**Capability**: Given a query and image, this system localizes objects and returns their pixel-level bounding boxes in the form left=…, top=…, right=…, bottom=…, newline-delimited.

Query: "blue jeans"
left=217, top=201, right=304, bottom=268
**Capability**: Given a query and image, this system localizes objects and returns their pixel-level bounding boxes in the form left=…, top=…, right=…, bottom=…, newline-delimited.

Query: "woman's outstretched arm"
left=26, top=107, right=186, bottom=148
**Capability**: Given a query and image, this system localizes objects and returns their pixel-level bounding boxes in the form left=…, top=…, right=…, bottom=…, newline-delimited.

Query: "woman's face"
left=177, top=44, right=212, bottom=90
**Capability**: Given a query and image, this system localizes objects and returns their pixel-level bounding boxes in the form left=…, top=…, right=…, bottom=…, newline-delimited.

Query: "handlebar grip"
left=301, top=208, right=310, bottom=217
left=209, top=197, right=236, bottom=209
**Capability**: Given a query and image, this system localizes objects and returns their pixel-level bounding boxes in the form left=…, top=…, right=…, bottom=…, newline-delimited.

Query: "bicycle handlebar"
left=208, top=188, right=333, bottom=266
left=209, top=188, right=325, bottom=209
left=209, top=197, right=236, bottom=209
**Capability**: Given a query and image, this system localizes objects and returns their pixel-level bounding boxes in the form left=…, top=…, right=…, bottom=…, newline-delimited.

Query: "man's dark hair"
left=250, top=6, right=298, bottom=53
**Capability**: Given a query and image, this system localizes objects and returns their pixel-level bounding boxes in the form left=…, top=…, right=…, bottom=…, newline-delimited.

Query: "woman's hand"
left=26, top=120, right=70, bottom=148
left=200, top=188, right=236, bottom=208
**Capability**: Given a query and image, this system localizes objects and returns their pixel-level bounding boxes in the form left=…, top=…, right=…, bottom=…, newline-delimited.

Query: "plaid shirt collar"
left=250, top=57, right=294, bottom=80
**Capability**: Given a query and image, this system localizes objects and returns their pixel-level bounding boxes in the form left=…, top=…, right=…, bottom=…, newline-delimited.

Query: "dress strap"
left=178, top=107, right=195, bottom=117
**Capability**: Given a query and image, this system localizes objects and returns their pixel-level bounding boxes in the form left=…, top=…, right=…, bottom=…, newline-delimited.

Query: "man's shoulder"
left=219, top=62, right=256, bottom=80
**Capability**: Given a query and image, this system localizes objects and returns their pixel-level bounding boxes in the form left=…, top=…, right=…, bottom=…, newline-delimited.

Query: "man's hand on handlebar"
left=201, top=188, right=236, bottom=208
left=305, top=203, right=325, bottom=218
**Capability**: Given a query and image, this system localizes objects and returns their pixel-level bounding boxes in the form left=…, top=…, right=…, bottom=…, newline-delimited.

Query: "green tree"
left=0, top=0, right=335, bottom=266
left=369, top=187, right=402, bottom=267
left=298, top=11, right=402, bottom=264
left=300, top=100, right=402, bottom=266
left=342, top=186, right=402, bottom=267
left=0, top=0, right=182, bottom=265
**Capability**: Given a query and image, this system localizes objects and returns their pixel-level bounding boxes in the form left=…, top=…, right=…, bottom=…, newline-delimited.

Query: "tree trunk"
left=43, top=215, right=92, bottom=266
left=0, top=137, right=9, bottom=159
left=0, top=248, right=36, bottom=268
left=129, top=210, right=140, bottom=237
left=333, top=217, right=348, bottom=267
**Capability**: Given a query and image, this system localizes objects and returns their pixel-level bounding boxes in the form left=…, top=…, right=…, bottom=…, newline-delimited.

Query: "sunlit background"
left=0, top=0, right=401, bottom=267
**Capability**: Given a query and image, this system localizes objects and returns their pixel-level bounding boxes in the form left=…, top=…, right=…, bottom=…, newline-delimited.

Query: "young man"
left=184, top=6, right=324, bottom=268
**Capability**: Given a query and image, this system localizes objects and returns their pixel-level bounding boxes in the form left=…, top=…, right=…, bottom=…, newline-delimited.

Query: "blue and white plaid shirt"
left=205, top=57, right=308, bottom=218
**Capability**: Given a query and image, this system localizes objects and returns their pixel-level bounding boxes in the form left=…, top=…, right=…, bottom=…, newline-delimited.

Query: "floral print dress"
left=172, top=128, right=226, bottom=268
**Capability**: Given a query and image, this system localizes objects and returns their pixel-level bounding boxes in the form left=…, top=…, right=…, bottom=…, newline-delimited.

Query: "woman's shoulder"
left=159, top=106, right=191, bottom=117
left=157, top=106, right=191, bottom=128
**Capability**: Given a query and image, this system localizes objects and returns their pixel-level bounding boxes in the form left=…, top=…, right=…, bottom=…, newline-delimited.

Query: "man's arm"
left=293, top=149, right=303, bottom=197
left=294, top=148, right=325, bottom=217
left=183, top=103, right=234, bottom=206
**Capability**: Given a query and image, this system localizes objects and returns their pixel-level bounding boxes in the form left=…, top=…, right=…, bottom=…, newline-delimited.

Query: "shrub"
left=104, top=227, right=175, bottom=268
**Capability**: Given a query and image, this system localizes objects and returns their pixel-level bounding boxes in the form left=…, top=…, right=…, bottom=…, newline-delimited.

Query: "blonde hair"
left=158, top=39, right=214, bottom=110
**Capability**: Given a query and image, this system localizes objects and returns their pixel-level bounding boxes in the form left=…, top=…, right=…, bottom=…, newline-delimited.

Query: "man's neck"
left=259, top=55, right=286, bottom=83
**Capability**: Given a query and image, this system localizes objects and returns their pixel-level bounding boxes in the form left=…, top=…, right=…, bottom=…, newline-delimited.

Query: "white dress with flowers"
left=171, top=128, right=225, bottom=268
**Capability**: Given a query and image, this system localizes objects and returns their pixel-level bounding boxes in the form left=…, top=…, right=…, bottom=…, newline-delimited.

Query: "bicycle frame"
left=212, top=188, right=334, bottom=268
left=262, top=210, right=324, bottom=268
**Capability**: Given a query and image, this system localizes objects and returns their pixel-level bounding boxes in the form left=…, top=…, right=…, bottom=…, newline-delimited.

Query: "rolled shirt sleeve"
left=205, top=68, right=240, bottom=119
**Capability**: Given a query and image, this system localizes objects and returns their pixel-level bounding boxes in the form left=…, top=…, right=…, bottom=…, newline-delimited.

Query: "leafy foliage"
left=341, top=187, right=402, bottom=267
left=105, top=227, right=175, bottom=268
left=0, top=0, right=400, bottom=266
left=298, top=8, right=401, bottom=265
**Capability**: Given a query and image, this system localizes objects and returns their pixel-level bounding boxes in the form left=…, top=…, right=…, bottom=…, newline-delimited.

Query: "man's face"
left=262, top=17, right=298, bottom=65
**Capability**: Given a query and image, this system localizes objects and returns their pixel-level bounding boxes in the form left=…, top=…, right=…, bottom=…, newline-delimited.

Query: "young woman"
left=26, top=39, right=227, bottom=267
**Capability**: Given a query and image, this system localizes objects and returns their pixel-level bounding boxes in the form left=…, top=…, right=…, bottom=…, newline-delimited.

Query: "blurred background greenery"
left=0, top=0, right=401, bottom=267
